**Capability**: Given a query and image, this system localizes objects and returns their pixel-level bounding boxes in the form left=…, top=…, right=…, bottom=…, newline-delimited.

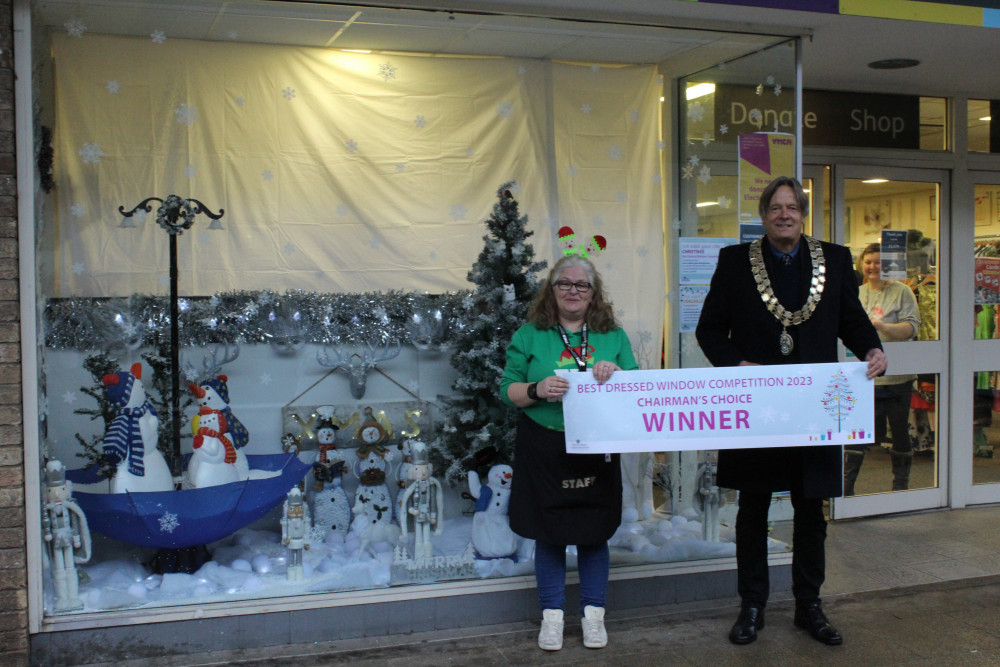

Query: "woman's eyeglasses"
left=553, top=280, right=592, bottom=293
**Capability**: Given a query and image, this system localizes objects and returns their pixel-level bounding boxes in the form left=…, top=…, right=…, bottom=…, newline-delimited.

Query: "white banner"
left=559, top=362, right=875, bottom=454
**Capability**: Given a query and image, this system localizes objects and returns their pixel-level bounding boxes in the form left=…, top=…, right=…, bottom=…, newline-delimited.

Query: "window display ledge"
left=37, top=554, right=790, bottom=634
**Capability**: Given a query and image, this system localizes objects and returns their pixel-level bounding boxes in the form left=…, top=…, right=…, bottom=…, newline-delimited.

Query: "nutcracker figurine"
left=281, top=486, right=311, bottom=580
left=42, top=460, right=91, bottom=611
left=398, top=441, right=444, bottom=560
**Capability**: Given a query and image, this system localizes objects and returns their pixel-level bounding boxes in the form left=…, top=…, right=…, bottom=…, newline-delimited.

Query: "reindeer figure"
left=316, top=340, right=402, bottom=399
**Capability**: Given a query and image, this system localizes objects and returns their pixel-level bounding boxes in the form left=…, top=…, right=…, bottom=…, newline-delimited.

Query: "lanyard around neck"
left=556, top=323, right=588, bottom=372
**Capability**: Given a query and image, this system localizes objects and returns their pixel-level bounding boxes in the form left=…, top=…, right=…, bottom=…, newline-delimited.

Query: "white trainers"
left=538, top=608, right=564, bottom=651
left=582, top=605, right=608, bottom=649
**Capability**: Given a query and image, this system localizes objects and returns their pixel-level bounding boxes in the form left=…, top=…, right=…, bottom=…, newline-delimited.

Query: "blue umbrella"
left=66, top=453, right=312, bottom=549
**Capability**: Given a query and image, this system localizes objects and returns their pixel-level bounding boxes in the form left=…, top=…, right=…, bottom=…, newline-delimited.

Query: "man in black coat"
left=696, top=176, right=887, bottom=647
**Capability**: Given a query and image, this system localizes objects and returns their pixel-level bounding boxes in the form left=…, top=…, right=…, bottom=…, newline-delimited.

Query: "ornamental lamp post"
left=119, top=195, right=225, bottom=477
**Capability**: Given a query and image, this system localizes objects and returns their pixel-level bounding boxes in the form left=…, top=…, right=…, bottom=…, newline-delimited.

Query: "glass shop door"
left=828, top=165, right=949, bottom=519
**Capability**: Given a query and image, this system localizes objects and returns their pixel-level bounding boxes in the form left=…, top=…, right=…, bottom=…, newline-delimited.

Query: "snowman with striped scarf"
left=101, top=363, right=173, bottom=494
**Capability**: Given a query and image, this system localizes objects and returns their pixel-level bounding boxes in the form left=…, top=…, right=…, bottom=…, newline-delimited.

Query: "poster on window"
left=737, top=132, right=796, bottom=223
left=975, top=257, right=1000, bottom=305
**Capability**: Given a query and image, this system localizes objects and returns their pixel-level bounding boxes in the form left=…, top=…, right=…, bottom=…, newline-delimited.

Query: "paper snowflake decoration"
left=567, top=165, right=578, bottom=177
left=395, top=163, right=405, bottom=173
left=70, top=203, right=86, bottom=217
left=608, top=145, right=623, bottom=161
left=228, top=31, right=238, bottom=40
left=369, top=236, right=381, bottom=249
left=151, top=30, right=167, bottom=44
left=158, top=275, right=170, bottom=286
left=262, top=170, right=274, bottom=181
left=698, top=165, right=712, bottom=184
left=686, top=102, right=705, bottom=123
left=159, top=512, right=180, bottom=534
left=336, top=204, right=349, bottom=216
left=719, top=124, right=728, bottom=135
left=496, top=100, right=513, bottom=120
left=61, top=390, right=77, bottom=405
left=652, top=172, right=662, bottom=184
left=465, top=148, right=474, bottom=156
left=282, top=87, right=296, bottom=100
left=701, top=132, right=712, bottom=147
left=106, top=80, right=120, bottom=94
left=378, top=61, right=397, bottom=81
left=687, top=154, right=700, bottom=167
left=617, top=191, right=627, bottom=203
left=718, top=196, right=731, bottom=208
left=657, top=140, right=666, bottom=151
left=345, top=139, right=358, bottom=154
left=414, top=115, right=426, bottom=128
left=681, top=164, right=695, bottom=180
left=774, top=84, right=782, bottom=96
left=78, top=142, right=103, bottom=165
left=591, top=65, right=600, bottom=73
left=174, top=103, right=198, bottom=126
left=766, top=75, right=775, bottom=86
left=184, top=165, right=197, bottom=178
left=581, top=103, right=592, bottom=115
left=235, top=97, right=246, bottom=107
left=450, top=203, right=467, bottom=220
left=283, top=243, right=296, bottom=254
left=749, top=109, right=763, bottom=126
left=65, top=19, right=86, bottom=38
left=636, top=245, right=649, bottom=258
left=72, top=261, right=85, bottom=275
left=629, top=109, right=640, bottom=123
left=517, top=65, right=527, bottom=76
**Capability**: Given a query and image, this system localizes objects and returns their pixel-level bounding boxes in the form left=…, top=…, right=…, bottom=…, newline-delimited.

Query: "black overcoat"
left=695, top=237, right=882, bottom=499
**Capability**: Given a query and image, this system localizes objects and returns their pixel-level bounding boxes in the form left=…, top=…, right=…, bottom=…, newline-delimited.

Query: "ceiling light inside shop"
left=981, top=116, right=992, bottom=121
left=867, top=58, right=920, bottom=70
left=686, top=83, right=715, bottom=100
left=862, top=179, right=889, bottom=184
left=696, top=201, right=719, bottom=207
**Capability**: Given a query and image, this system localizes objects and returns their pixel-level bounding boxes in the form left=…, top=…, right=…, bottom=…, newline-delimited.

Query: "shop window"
left=29, top=2, right=790, bottom=619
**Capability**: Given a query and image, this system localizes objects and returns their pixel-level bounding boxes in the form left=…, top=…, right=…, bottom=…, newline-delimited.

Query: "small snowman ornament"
left=185, top=406, right=240, bottom=488
left=467, top=464, right=518, bottom=559
left=189, top=375, right=250, bottom=479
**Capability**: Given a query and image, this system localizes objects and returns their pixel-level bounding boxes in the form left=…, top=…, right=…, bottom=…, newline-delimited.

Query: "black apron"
left=508, top=413, right=622, bottom=546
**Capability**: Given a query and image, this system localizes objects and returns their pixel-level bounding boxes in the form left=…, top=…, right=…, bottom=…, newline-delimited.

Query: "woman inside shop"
left=844, top=242, right=921, bottom=494
left=500, top=255, right=637, bottom=651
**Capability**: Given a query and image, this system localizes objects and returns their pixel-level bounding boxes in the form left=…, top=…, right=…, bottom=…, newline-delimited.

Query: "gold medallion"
left=749, top=236, right=826, bottom=356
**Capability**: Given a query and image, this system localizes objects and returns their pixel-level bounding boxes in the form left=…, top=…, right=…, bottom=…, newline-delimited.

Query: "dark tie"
left=782, top=253, right=793, bottom=266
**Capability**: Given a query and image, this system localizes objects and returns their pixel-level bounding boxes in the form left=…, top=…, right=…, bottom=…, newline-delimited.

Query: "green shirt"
left=500, top=322, right=638, bottom=431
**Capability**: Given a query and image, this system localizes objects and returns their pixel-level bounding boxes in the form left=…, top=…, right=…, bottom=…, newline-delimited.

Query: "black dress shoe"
left=794, top=601, right=843, bottom=645
left=729, top=605, right=764, bottom=645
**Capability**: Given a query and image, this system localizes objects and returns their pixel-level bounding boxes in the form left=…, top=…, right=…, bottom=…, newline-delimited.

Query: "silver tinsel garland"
left=44, top=290, right=472, bottom=352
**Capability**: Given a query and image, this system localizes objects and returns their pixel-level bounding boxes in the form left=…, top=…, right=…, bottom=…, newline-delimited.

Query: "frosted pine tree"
left=431, top=182, right=547, bottom=486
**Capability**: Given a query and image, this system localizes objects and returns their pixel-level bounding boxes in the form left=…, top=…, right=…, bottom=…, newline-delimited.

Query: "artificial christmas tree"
left=431, top=182, right=547, bottom=486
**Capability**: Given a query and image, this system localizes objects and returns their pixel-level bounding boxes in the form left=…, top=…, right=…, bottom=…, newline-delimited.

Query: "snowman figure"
left=102, top=363, right=174, bottom=493
left=311, top=458, right=352, bottom=540
left=352, top=448, right=395, bottom=530
left=189, top=375, right=249, bottom=479
left=185, top=406, right=240, bottom=489
left=467, top=464, right=518, bottom=560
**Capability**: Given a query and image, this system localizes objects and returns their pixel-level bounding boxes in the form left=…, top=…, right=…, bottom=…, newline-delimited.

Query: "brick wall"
left=0, top=1, right=28, bottom=664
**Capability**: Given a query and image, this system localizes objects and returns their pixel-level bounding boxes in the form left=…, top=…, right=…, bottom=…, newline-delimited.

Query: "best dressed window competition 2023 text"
left=558, top=362, right=874, bottom=454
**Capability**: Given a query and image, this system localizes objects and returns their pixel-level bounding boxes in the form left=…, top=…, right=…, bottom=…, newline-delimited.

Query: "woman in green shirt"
left=500, top=255, right=637, bottom=651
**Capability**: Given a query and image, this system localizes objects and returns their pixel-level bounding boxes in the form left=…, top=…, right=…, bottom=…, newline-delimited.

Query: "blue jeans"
left=534, top=539, right=610, bottom=613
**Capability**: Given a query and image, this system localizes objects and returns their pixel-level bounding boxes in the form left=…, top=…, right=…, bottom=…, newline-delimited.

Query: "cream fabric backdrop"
left=50, top=34, right=664, bottom=366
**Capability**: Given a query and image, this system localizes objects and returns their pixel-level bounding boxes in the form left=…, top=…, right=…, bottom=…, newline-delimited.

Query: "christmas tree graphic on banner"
left=821, top=370, right=856, bottom=432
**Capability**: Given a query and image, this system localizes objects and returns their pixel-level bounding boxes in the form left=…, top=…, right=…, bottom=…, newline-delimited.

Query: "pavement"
left=79, top=505, right=1000, bottom=667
